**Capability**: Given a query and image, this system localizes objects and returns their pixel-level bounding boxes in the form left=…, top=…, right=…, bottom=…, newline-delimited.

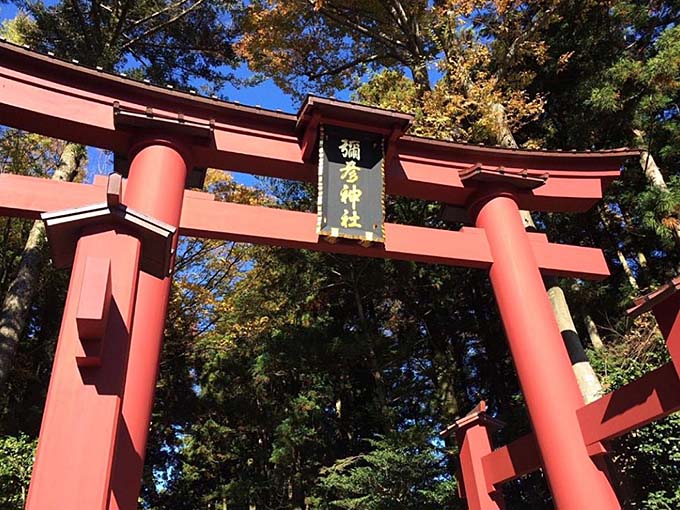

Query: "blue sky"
left=0, top=3, right=352, bottom=114
left=0, top=2, right=354, bottom=186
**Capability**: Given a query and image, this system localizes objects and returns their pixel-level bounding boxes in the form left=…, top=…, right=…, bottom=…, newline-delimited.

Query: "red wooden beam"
left=654, top=292, right=680, bottom=378
left=628, top=283, right=680, bottom=378
left=179, top=196, right=610, bottom=279
left=482, top=433, right=608, bottom=486
left=0, top=41, right=637, bottom=212
left=627, top=277, right=680, bottom=319
left=74, top=256, right=112, bottom=367
left=0, top=174, right=102, bottom=218
left=483, top=362, right=680, bottom=486
left=0, top=174, right=612, bottom=279
left=0, top=173, right=210, bottom=219
left=577, top=362, right=680, bottom=445
left=180, top=197, right=489, bottom=269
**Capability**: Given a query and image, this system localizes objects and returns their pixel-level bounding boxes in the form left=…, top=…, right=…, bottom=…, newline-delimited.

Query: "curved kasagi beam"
left=0, top=40, right=637, bottom=211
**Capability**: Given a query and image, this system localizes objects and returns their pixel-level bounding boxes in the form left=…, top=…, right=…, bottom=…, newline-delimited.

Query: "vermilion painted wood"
left=455, top=417, right=505, bottom=510
left=474, top=192, right=620, bottom=510
left=578, top=362, right=680, bottom=446
left=484, top=363, right=680, bottom=486
left=75, top=256, right=112, bottom=367
left=483, top=432, right=608, bottom=486
left=75, top=257, right=112, bottom=340
left=0, top=173, right=611, bottom=279
left=180, top=198, right=611, bottom=279
left=0, top=173, right=210, bottom=220
left=0, top=174, right=103, bottom=218
left=482, top=282, right=680, bottom=488
left=0, top=40, right=650, bottom=510
left=26, top=231, right=141, bottom=510
left=0, top=41, right=637, bottom=211
left=108, top=142, right=189, bottom=510
left=25, top=141, right=189, bottom=510
left=652, top=292, right=680, bottom=377
left=483, top=433, right=538, bottom=486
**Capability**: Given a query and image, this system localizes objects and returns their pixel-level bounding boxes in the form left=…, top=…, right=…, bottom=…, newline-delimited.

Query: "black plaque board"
left=317, top=125, right=385, bottom=243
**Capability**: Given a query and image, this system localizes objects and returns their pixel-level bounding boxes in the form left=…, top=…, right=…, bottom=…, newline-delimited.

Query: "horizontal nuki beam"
left=0, top=40, right=638, bottom=212
left=480, top=361, right=680, bottom=487
left=0, top=174, right=610, bottom=280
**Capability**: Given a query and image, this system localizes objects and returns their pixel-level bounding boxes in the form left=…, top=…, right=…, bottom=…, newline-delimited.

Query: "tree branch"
left=126, top=0, right=192, bottom=29
left=306, top=53, right=383, bottom=80
left=313, top=2, right=409, bottom=53
left=121, top=0, right=204, bottom=51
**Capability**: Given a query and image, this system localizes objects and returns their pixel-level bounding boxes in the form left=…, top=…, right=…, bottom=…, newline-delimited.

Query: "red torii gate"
left=0, top=39, right=677, bottom=510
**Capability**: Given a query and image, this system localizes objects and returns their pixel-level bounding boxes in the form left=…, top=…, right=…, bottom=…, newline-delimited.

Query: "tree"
left=311, top=427, right=457, bottom=510
left=0, top=140, right=86, bottom=390
left=0, top=433, right=36, bottom=509
left=12, top=0, right=237, bottom=84
left=3, top=3, right=680, bottom=509
left=0, top=0, right=240, bottom=389
left=235, top=0, right=604, bottom=428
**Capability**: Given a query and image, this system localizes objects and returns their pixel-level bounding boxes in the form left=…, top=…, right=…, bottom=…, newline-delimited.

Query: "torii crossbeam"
left=1, top=38, right=672, bottom=510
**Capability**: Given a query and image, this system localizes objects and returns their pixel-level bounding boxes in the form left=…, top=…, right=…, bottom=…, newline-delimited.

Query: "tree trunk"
left=0, top=143, right=85, bottom=390
left=617, top=249, right=639, bottom=290
left=634, top=129, right=680, bottom=248
left=490, top=101, right=604, bottom=402
left=546, top=278, right=604, bottom=403
left=635, top=129, right=669, bottom=191
left=598, top=206, right=640, bottom=291
left=410, top=60, right=432, bottom=101
left=584, top=314, right=604, bottom=350
left=350, top=266, right=390, bottom=431
left=490, top=102, right=518, bottom=149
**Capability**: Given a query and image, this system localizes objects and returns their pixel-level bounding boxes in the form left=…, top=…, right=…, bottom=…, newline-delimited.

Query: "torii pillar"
left=468, top=183, right=620, bottom=510
left=26, top=136, right=191, bottom=510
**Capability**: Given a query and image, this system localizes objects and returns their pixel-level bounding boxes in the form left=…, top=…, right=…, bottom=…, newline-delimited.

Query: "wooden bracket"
left=106, top=173, right=122, bottom=207
left=42, top=184, right=176, bottom=278
left=300, top=111, right=321, bottom=163
left=296, top=96, right=412, bottom=163
left=75, top=257, right=112, bottom=367
left=627, top=277, right=680, bottom=377
left=113, top=105, right=211, bottom=189
left=384, top=124, right=404, bottom=166
left=460, top=163, right=549, bottom=190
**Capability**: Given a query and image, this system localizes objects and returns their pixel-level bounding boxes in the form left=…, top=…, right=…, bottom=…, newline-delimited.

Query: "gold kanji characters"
left=339, top=139, right=361, bottom=160
left=340, top=184, right=362, bottom=208
left=339, top=160, right=361, bottom=184
left=341, top=209, right=362, bottom=228
left=333, top=136, right=365, bottom=231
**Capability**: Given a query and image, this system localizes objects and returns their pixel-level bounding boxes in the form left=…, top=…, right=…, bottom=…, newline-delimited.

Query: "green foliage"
left=589, top=326, right=680, bottom=509
left=633, top=175, right=680, bottom=248
left=311, top=427, right=457, bottom=510
left=588, top=83, right=622, bottom=112
left=0, top=434, right=36, bottom=509
left=11, top=0, right=238, bottom=88
left=0, top=12, right=33, bottom=44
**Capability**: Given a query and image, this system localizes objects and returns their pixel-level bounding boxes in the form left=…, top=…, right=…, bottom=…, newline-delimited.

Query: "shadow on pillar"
left=109, top=417, right=143, bottom=510
left=79, top=299, right=130, bottom=395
